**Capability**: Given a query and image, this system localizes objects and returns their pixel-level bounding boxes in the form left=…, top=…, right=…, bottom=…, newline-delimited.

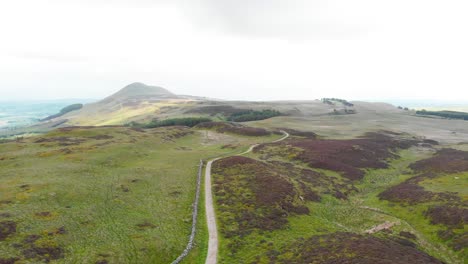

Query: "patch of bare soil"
left=265, top=232, right=443, bottom=264
left=365, top=221, right=398, bottom=234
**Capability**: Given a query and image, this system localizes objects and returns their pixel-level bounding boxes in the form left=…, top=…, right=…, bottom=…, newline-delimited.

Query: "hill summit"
left=101, top=82, right=178, bottom=103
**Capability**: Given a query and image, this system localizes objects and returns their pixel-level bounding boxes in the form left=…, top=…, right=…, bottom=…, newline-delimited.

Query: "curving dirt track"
left=204, top=131, right=289, bottom=264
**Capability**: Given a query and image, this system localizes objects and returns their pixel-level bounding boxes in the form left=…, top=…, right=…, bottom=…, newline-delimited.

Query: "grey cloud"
left=177, top=0, right=368, bottom=40
left=58, top=0, right=368, bottom=40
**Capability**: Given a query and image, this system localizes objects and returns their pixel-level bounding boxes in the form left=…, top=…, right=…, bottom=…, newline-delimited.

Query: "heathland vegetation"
left=212, top=130, right=466, bottom=263
left=2, top=83, right=467, bottom=264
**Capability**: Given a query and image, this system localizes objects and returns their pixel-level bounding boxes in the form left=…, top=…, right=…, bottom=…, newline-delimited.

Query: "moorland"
left=1, top=82, right=467, bottom=264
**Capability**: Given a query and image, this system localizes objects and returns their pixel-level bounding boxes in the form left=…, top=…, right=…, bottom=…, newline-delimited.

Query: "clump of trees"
left=322, top=98, right=354, bottom=107
left=416, top=110, right=468, bottom=120
left=227, top=109, right=281, bottom=122
left=41, top=104, right=83, bottom=121
left=129, top=117, right=212, bottom=128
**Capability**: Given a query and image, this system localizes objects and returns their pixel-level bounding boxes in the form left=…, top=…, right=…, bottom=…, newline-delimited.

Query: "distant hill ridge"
left=100, top=82, right=179, bottom=103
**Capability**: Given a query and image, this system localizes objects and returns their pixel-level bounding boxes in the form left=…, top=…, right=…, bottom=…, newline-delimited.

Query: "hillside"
left=28, top=83, right=357, bottom=130
left=43, top=83, right=190, bottom=127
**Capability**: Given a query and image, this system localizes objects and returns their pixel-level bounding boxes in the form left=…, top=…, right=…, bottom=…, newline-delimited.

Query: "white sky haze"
left=1, top=0, right=467, bottom=101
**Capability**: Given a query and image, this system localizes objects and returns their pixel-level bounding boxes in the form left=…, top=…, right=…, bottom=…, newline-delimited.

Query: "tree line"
left=227, top=109, right=282, bottom=122
left=416, top=110, right=468, bottom=120
left=128, top=117, right=212, bottom=128
left=321, top=98, right=354, bottom=107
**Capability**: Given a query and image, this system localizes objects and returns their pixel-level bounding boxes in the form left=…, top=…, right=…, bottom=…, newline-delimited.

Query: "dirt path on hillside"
left=204, top=131, right=289, bottom=264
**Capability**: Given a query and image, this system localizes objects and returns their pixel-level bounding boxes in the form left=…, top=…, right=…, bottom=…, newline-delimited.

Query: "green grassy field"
left=0, top=126, right=281, bottom=263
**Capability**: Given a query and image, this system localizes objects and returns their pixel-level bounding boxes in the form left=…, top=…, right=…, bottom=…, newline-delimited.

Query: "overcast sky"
left=1, top=0, right=467, bottom=101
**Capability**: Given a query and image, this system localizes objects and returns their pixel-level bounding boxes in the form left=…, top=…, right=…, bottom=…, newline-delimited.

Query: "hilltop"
left=100, top=82, right=179, bottom=103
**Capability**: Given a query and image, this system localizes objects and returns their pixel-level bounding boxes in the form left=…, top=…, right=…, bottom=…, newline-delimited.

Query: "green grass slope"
left=0, top=125, right=281, bottom=263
